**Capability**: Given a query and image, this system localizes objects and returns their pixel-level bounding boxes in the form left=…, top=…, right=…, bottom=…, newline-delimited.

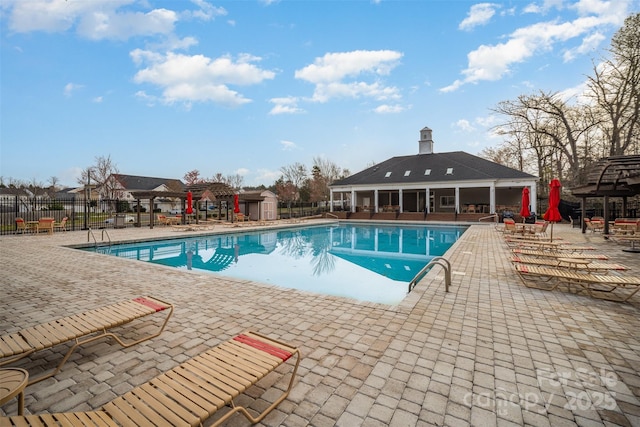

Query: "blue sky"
left=1, top=0, right=638, bottom=188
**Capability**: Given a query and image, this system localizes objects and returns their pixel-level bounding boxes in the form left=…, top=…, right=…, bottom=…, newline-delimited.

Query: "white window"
left=446, top=168, right=454, bottom=175
left=424, top=169, right=431, bottom=175
left=385, top=172, right=392, bottom=178
left=440, top=195, right=455, bottom=208
left=404, top=170, right=411, bottom=177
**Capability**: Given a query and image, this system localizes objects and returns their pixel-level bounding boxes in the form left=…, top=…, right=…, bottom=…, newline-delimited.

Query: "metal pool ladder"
left=87, top=228, right=111, bottom=247
left=408, top=256, right=451, bottom=293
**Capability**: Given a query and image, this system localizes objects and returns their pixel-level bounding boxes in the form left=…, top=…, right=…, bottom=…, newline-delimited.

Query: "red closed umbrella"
left=519, top=187, right=530, bottom=222
left=186, top=191, right=193, bottom=215
left=543, top=179, right=562, bottom=241
left=234, top=194, right=240, bottom=213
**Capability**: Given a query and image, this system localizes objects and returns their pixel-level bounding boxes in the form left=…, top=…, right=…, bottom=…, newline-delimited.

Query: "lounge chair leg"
left=210, top=346, right=301, bottom=426
left=26, top=299, right=173, bottom=386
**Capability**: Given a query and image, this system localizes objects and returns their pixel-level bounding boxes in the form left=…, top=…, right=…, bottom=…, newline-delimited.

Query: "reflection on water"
left=89, top=223, right=466, bottom=304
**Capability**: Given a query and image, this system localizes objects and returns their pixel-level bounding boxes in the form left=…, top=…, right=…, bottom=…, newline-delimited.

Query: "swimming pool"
left=85, top=223, right=466, bottom=305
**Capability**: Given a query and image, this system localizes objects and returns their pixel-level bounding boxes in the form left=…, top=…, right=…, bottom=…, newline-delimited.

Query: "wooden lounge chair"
left=509, top=240, right=595, bottom=251
left=515, top=264, right=640, bottom=301
left=584, top=218, right=604, bottom=233
left=496, top=218, right=517, bottom=233
left=510, top=255, right=628, bottom=272
left=525, top=220, right=548, bottom=238
left=53, top=217, right=68, bottom=232
left=157, top=214, right=170, bottom=226
left=35, top=218, right=55, bottom=235
left=235, top=212, right=249, bottom=222
left=2, top=331, right=300, bottom=427
left=14, top=218, right=29, bottom=234
left=0, top=296, right=173, bottom=385
left=512, top=248, right=609, bottom=259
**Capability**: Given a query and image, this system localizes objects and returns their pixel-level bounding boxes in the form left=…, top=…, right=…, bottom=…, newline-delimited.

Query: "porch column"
left=529, top=185, right=537, bottom=215
left=399, top=189, right=403, bottom=213
left=455, top=187, right=460, bottom=214
left=490, top=184, right=495, bottom=214
left=149, top=196, right=156, bottom=229
left=425, top=187, right=430, bottom=213
left=351, top=190, right=356, bottom=213
left=374, top=189, right=379, bottom=213
left=330, top=190, right=334, bottom=212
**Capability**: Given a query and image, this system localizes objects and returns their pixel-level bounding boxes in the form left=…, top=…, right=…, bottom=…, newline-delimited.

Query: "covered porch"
left=330, top=181, right=537, bottom=220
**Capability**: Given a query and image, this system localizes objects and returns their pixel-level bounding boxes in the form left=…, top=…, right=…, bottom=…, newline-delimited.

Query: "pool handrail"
left=408, top=256, right=451, bottom=293
left=87, top=228, right=112, bottom=247
left=479, top=213, right=499, bottom=223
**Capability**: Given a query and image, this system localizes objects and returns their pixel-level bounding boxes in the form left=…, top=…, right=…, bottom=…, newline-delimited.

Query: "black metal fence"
left=0, top=196, right=156, bottom=235
left=0, top=196, right=332, bottom=235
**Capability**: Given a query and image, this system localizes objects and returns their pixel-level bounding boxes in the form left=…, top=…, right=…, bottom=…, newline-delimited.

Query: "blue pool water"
left=85, top=223, right=466, bottom=305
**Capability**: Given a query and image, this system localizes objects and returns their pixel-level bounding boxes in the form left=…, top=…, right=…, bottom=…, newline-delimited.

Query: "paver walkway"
left=1, top=221, right=639, bottom=426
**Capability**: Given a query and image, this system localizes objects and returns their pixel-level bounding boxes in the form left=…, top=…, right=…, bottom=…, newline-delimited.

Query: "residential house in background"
left=330, top=127, right=538, bottom=221
left=104, top=174, right=185, bottom=213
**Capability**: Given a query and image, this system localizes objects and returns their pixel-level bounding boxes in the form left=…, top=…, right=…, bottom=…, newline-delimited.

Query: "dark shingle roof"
left=332, top=151, right=536, bottom=186
left=113, top=174, right=184, bottom=191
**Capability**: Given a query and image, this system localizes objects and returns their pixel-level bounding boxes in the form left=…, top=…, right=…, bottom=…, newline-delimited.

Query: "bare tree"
left=280, top=163, right=308, bottom=193
left=226, top=174, right=244, bottom=191
left=48, top=176, right=60, bottom=192
left=210, top=173, right=225, bottom=183
left=79, top=155, right=122, bottom=200
left=184, top=170, right=205, bottom=185
left=492, top=91, right=599, bottom=187
left=586, top=12, right=640, bottom=156
left=308, top=157, right=348, bottom=206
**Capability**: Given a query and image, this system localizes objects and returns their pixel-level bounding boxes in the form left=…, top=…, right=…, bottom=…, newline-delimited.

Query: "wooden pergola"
left=131, top=182, right=236, bottom=229
left=571, top=155, right=640, bottom=234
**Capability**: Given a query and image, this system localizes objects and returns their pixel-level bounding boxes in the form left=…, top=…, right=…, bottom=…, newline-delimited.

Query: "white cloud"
left=131, top=51, right=276, bottom=107
left=269, top=97, right=305, bottom=115
left=296, top=50, right=402, bottom=83
left=235, top=168, right=249, bottom=176
left=441, top=1, right=630, bottom=92
left=63, top=82, right=83, bottom=97
left=280, top=140, right=298, bottom=151
left=78, top=8, right=178, bottom=41
left=374, top=104, right=407, bottom=114
left=459, top=3, right=500, bottom=31
left=92, top=96, right=103, bottom=103
left=135, top=90, right=162, bottom=107
left=4, top=0, right=216, bottom=41
left=475, top=114, right=501, bottom=129
left=310, top=81, right=401, bottom=103
left=523, top=0, right=564, bottom=14
left=563, top=31, right=605, bottom=61
left=182, top=0, right=226, bottom=21
left=253, top=168, right=281, bottom=186
left=294, top=50, right=403, bottom=103
left=454, top=119, right=475, bottom=132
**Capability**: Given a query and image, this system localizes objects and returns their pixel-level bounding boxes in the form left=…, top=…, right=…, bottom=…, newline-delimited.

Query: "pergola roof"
left=187, top=183, right=236, bottom=200
left=130, top=182, right=236, bottom=201
left=571, top=155, right=640, bottom=198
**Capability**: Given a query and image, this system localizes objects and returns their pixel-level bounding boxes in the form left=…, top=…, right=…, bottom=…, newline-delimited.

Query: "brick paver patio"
left=1, top=221, right=639, bottom=426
